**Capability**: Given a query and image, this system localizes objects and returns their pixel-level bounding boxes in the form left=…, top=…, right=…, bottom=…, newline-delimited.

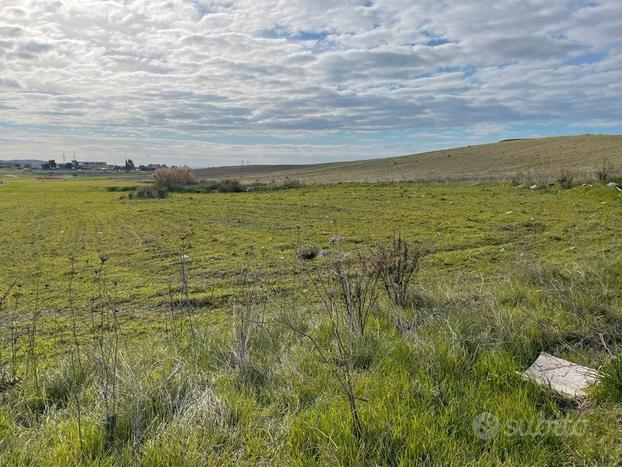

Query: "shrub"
left=292, top=251, right=381, bottom=437
left=372, top=234, right=429, bottom=307
left=281, top=178, right=304, bottom=189
left=211, top=179, right=244, bottom=193
left=597, top=158, right=615, bottom=183
left=191, top=179, right=245, bottom=193
left=106, top=186, right=138, bottom=192
left=296, top=245, right=321, bottom=261
left=324, top=252, right=380, bottom=339
left=556, top=170, right=574, bottom=189
left=130, top=186, right=169, bottom=199
left=230, top=269, right=267, bottom=387
left=154, top=167, right=197, bottom=189
left=158, top=178, right=303, bottom=194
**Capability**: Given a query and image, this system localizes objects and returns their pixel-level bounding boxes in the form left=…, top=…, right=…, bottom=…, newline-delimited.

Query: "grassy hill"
left=197, top=135, right=622, bottom=183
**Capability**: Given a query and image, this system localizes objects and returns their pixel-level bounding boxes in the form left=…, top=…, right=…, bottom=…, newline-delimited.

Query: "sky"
left=0, top=0, right=621, bottom=167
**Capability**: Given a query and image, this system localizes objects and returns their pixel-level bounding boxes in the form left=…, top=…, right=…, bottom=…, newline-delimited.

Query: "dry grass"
left=195, top=135, right=622, bottom=184
left=154, top=167, right=198, bottom=188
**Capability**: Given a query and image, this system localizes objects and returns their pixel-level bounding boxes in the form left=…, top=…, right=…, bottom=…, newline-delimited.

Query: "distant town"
left=0, top=158, right=168, bottom=172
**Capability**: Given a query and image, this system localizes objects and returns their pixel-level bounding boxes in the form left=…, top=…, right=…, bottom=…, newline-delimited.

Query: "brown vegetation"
left=195, top=135, right=622, bottom=184
left=154, top=166, right=198, bottom=188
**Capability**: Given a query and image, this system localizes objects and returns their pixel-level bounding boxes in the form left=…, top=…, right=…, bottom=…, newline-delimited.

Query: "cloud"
left=0, top=0, right=621, bottom=164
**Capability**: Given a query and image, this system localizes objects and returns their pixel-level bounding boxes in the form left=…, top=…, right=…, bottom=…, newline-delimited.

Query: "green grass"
left=0, top=172, right=621, bottom=464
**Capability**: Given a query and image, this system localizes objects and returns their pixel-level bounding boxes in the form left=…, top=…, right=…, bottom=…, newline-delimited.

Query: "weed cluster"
left=178, top=178, right=305, bottom=194
left=372, top=234, right=429, bottom=306
left=597, top=158, right=616, bottom=183
left=296, top=244, right=321, bottom=261
left=509, top=159, right=618, bottom=190
left=105, top=186, right=139, bottom=192
left=125, top=177, right=305, bottom=199
left=556, top=170, right=575, bottom=189
left=127, top=186, right=170, bottom=199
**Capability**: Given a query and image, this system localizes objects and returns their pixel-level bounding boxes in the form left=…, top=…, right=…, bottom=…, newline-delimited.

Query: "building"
left=79, top=161, right=109, bottom=170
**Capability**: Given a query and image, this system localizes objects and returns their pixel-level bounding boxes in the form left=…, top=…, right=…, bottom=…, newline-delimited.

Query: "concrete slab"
left=523, top=352, right=598, bottom=398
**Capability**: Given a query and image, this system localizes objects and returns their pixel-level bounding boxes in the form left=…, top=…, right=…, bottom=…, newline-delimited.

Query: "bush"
left=185, top=179, right=245, bottom=193
left=296, top=245, right=321, bottom=261
left=154, top=167, right=197, bottom=189
left=129, top=186, right=169, bottom=199
left=597, top=158, right=615, bottom=183
left=106, top=186, right=138, bottom=192
left=159, top=178, right=304, bottom=194
left=281, top=178, right=304, bottom=189
left=209, top=179, right=244, bottom=193
left=372, top=234, right=429, bottom=307
left=556, top=170, right=574, bottom=189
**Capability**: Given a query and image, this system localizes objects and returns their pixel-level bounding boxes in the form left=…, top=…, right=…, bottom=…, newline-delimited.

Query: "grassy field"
left=0, top=172, right=622, bottom=464
left=196, top=135, right=622, bottom=183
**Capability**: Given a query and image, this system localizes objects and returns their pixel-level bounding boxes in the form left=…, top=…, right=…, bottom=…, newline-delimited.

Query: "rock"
left=330, top=235, right=343, bottom=245
left=0, top=376, right=20, bottom=393
left=523, top=352, right=598, bottom=398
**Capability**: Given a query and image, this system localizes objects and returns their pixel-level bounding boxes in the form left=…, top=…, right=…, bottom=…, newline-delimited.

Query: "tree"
left=124, top=159, right=135, bottom=172
left=64, top=162, right=74, bottom=170
left=42, top=160, right=57, bottom=170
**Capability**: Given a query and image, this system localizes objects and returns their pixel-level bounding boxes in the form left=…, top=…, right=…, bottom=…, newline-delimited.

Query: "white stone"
left=523, top=352, right=598, bottom=398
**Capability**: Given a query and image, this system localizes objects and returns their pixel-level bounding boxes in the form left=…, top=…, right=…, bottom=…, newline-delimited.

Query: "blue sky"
left=0, top=0, right=621, bottom=166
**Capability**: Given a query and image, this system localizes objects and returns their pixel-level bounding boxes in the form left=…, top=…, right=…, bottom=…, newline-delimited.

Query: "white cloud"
left=0, top=0, right=621, bottom=164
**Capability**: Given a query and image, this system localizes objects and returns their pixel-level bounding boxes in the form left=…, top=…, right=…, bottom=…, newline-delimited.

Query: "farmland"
left=197, top=135, right=622, bottom=183
left=0, top=173, right=621, bottom=464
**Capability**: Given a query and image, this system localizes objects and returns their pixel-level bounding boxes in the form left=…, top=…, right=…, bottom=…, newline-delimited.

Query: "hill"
left=196, top=135, right=622, bottom=183
left=0, top=159, right=45, bottom=168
